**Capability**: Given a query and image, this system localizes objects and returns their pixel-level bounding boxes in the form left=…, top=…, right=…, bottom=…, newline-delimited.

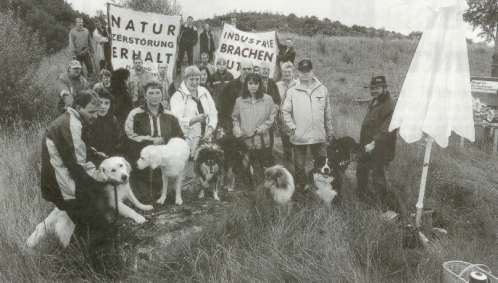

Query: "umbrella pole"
left=415, top=137, right=433, bottom=228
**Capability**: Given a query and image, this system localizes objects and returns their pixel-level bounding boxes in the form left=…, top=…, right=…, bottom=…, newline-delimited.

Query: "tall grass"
left=0, top=34, right=496, bottom=282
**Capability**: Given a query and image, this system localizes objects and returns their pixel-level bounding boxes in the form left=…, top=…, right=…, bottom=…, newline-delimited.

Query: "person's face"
left=201, top=54, right=209, bottom=64
left=370, top=85, right=385, bottom=98
left=216, top=61, right=227, bottom=72
left=98, top=98, right=111, bottom=116
left=75, top=18, right=83, bottom=29
left=286, top=39, right=293, bottom=47
left=204, top=23, right=210, bottom=31
left=185, top=75, right=200, bottom=90
left=240, top=65, right=252, bottom=80
left=145, top=87, right=163, bottom=107
left=281, top=68, right=293, bottom=81
left=78, top=101, right=99, bottom=124
left=200, top=70, right=208, bottom=84
left=261, top=67, right=270, bottom=78
left=298, top=70, right=313, bottom=82
left=231, top=17, right=236, bottom=25
left=187, top=17, right=193, bottom=24
left=102, top=75, right=111, bottom=87
left=69, top=67, right=81, bottom=78
left=159, top=66, right=168, bottom=78
left=247, top=79, right=259, bottom=95
left=62, top=93, right=73, bottom=107
left=133, top=59, right=143, bottom=72
left=252, top=66, right=260, bottom=75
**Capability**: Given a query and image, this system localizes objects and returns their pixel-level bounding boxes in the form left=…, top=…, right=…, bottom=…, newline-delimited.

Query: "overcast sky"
left=67, top=0, right=485, bottom=42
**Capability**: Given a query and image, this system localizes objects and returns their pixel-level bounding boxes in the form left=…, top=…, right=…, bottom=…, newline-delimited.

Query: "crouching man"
left=40, top=90, right=118, bottom=272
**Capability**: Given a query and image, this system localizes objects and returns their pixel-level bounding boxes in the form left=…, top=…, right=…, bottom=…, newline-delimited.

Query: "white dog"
left=26, top=156, right=152, bottom=249
left=137, top=137, right=190, bottom=205
left=263, top=165, right=295, bottom=205
left=99, top=156, right=153, bottom=224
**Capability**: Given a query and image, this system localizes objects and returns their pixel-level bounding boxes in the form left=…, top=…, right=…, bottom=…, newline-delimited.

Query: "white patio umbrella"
left=388, top=0, right=475, bottom=227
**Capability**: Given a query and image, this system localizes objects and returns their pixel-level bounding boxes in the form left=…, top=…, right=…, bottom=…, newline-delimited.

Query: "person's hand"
left=365, top=141, right=375, bottom=153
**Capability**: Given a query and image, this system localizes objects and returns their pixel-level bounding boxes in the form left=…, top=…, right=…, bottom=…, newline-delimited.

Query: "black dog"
left=327, top=136, right=361, bottom=172
left=214, top=127, right=253, bottom=190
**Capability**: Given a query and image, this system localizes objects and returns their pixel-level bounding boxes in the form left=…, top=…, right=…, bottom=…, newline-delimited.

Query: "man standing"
left=357, top=76, right=397, bottom=210
left=41, top=90, right=116, bottom=271
left=199, top=52, right=216, bottom=75
left=282, top=59, right=334, bottom=190
left=276, top=62, right=296, bottom=166
left=69, top=17, right=94, bottom=77
left=211, top=58, right=234, bottom=108
left=129, top=56, right=154, bottom=107
left=157, top=64, right=176, bottom=109
left=57, top=60, right=89, bottom=96
left=200, top=23, right=216, bottom=63
left=278, top=37, right=297, bottom=65
left=219, top=60, right=253, bottom=132
left=176, top=16, right=198, bottom=74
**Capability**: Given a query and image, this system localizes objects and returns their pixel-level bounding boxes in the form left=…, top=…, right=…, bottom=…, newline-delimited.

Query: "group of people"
left=41, top=15, right=396, bottom=272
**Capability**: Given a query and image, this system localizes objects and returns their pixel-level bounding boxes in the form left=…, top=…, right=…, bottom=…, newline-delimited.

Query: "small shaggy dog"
left=263, top=165, right=295, bottom=205
left=137, top=137, right=190, bottom=205
left=306, top=157, right=338, bottom=204
left=194, top=143, right=224, bottom=201
left=26, top=156, right=151, bottom=249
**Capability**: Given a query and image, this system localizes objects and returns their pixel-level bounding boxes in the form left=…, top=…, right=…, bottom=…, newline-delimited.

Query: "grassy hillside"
left=0, top=34, right=497, bottom=282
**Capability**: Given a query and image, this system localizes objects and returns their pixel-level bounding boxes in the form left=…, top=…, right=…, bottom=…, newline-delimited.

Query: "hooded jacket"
left=281, top=78, right=334, bottom=145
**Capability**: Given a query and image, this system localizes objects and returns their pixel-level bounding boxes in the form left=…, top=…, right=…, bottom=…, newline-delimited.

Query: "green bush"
left=0, top=10, right=54, bottom=124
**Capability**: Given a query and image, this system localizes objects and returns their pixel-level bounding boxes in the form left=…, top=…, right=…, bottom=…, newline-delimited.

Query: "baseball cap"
left=297, top=59, right=312, bottom=72
left=370, top=76, right=387, bottom=87
left=69, top=60, right=82, bottom=69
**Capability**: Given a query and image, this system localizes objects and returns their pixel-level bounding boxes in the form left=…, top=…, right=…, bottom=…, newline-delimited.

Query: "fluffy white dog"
left=99, top=156, right=153, bottom=223
left=26, top=156, right=152, bottom=249
left=137, top=137, right=190, bottom=205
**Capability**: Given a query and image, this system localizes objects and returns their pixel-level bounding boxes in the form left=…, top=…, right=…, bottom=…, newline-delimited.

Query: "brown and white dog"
left=26, top=156, right=152, bottom=249
left=263, top=165, right=295, bottom=205
left=194, top=143, right=224, bottom=200
left=137, top=137, right=190, bottom=205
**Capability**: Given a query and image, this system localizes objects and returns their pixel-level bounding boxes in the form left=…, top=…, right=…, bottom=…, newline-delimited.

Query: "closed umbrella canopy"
left=389, top=0, right=474, bottom=148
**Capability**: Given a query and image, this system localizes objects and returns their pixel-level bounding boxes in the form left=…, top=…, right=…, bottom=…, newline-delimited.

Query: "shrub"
left=0, top=10, right=54, bottom=124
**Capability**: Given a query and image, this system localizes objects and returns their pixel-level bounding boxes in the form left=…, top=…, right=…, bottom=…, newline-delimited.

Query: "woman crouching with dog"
left=170, top=65, right=218, bottom=158
left=232, top=72, right=278, bottom=180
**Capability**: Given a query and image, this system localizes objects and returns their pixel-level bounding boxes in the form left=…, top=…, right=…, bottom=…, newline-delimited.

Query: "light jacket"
left=41, top=108, right=99, bottom=207
left=69, top=27, right=93, bottom=56
left=232, top=94, right=277, bottom=150
left=170, top=82, right=218, bottom=138
left=281, top=78, right=334, bottom=145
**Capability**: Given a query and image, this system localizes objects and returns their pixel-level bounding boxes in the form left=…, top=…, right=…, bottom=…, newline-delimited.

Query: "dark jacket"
left=278, top=45, right=296, bottom=64
left=262, top=78, right=281, bottom=105
left=41, top=108, right=101, bottom=209
left=211, top=70, right=234, bottom=108
left=124, top=104, right=184, bottom=162
left=87, top=114, right=123, bottom=161
left=179, top=24, right=198, bottom=48
left=219, top=77, right=244, bottom=132
left=199, top=30, right=216, bottom=54
left=111, top=80, right=133, bottom=125
left=359, top=92, right=397, bottom=164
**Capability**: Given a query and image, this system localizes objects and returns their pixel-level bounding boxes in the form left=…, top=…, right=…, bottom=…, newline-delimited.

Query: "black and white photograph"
left=0, top=0, right=497, bottom=281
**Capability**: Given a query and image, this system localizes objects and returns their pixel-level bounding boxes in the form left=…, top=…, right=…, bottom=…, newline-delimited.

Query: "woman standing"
left=232, top=72, right=277, bottom=174
left=170, top=66, right=218, bottom=158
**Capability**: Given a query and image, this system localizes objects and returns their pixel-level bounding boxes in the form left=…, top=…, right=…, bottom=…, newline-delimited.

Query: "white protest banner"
left=108, top=5, right=180, bottom=81
left=214, top=24, right=279, bottom=78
